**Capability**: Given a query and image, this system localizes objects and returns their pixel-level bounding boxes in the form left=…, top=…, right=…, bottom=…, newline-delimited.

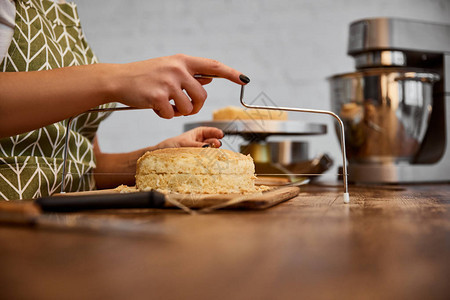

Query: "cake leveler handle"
left=36, top=190, right=167, bottom=212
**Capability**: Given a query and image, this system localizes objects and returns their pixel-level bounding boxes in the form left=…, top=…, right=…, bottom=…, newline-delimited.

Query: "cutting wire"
left=239, top=84, right=350, bottom=203
left=58, top=171, right=341, bottom=177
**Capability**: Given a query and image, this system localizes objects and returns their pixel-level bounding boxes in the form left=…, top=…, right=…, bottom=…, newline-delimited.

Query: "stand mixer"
left=330, top=17, right=450, bottom=183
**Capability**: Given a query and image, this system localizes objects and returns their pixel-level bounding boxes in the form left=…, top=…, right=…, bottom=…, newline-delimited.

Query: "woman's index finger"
left=186, top=56, right=249, bottom=85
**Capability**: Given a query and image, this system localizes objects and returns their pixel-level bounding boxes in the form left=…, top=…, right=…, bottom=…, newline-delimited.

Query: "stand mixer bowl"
left=329, top=68, right=439, bottom=164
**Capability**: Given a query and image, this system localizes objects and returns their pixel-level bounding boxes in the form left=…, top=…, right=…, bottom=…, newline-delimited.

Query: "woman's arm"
left=93, top=137, right=148, bottom=189
left=0, top=54, right=248, bottom=138
left=93, top=126, right=224, bottom=189
left=0, top=63, right=110, bottom=137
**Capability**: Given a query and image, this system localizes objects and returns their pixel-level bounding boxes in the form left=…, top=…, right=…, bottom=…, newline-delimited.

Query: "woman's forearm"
left=93, top=139, right=156, bottom=189
left=93, top=151, right=142, bottom=189
left=0, top=64, right=115, bottom=138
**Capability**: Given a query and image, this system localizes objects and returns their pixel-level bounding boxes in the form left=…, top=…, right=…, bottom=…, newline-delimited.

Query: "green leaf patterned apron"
left=0, top=0, right=116, bottom=200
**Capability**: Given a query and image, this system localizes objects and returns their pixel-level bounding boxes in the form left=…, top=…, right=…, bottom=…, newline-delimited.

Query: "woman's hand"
left=110, top=54, right=249, bottom=119
left=155, top=127, right=224, bottom=149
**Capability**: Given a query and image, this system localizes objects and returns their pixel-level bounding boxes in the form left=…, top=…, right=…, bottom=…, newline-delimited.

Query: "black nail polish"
left=239, top=74, right=250, bottom=84
left=219, top=140, right=222, bottom=147
left=202, top=144, right=211, bottom=148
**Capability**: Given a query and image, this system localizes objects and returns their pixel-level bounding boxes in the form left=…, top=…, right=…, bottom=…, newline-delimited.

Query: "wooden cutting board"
left=59, top=186, right=301, bottom=210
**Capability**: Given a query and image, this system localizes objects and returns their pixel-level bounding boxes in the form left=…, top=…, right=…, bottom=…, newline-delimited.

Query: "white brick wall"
left=76, top=0, right=450, bottom=175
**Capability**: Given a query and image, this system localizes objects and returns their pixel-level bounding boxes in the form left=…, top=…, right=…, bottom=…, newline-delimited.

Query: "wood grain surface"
left=0, top=182, right=449, bottom=300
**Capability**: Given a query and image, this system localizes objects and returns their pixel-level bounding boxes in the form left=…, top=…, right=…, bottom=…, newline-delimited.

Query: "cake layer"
left=213, top=106, right=288, bottom=121
left=136, top=147, right=254, bottom=175
left=136, top=173, right=257, bottom=194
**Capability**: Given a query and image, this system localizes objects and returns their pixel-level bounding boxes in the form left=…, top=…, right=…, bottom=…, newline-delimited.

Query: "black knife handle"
left=35, top=190, right=166, bottom=212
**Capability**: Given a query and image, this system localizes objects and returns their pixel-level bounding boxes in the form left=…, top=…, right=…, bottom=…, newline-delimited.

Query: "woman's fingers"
left=203, top=138, right=222, bottom=148
left=153, top=100, right=175, bottom=119
left=185, top=56, right=250, bottom=85
left=195, top=77, right=213, bottom=85
left=182, top=77, right=207, bottom=115
left=171, top=89, right=194, bottom=115
left=195, top=126, right=224, bottom=140
left=155, top=127, right=224, bottom=149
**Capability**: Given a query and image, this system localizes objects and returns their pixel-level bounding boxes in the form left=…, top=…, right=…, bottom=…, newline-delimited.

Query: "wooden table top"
left=0, top=182, right=449, bottom=300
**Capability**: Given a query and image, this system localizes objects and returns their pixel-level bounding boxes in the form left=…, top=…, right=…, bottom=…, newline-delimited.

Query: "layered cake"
left=135, top=147, right=257, bottom=194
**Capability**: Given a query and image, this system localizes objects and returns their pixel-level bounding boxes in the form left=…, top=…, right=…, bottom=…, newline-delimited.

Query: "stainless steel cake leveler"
left=61, top=74, right=350, bottom=203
